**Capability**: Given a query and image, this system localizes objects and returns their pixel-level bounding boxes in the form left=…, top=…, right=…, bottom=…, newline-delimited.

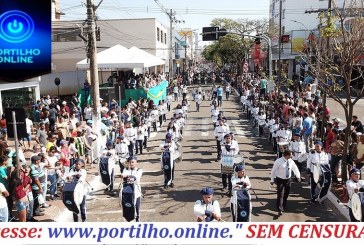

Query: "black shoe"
left=278, top=211, right=283, bottom=216
left=54, top=194, right=61, bottom=197
left=27, top=217, right=39, bottom=222
left=163, top=184, right=169, bottom=189
left=310, top=199, right=318, bottom=204
left=169, top=183, right=174, bottom=188
left=82, top=219, right=86, bottom=222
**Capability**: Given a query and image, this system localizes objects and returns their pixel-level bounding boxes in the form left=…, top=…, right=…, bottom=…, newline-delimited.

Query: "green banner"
left=147, top=80, right=168, bottom=105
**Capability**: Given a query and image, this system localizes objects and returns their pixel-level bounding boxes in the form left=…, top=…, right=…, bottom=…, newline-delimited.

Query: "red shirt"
left=325, top=130, right=335, bottom=151
left=13, top=171, right=31, bottom=200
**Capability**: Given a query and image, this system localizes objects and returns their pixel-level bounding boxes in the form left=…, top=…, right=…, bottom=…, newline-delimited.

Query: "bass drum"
left=351, top=192, right=364, bottom=221
left=62, top=182, right=84, bottom=214
left=174, top=150, right=183, bottom=163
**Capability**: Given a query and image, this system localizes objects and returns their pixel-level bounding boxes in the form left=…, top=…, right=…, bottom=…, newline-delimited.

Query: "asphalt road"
left=40, top=86, right=347, bottom=222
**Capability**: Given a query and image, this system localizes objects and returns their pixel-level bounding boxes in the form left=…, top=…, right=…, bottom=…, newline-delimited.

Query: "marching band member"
left=307, top=141, right=331, bottom=204
left=67, top=159, right=87, bottom=222
left=157, top=101, right=165, bottom=128
left=150, top=106, right=159, bottom=132
left=162, top=100, right=168, bottom=122
left=257, top=110, right=266, bottom=137
left=166, top=93, right=173, bottom=111
left=346, top=168, right=364, bottom=221
left=230, top=165, right=251, bottom=222
left=121, top=156, right=143, bottom=222
left=195, top=91, right=202, bottom=112
left=277, top=123, right=292, bottom=143
left=194, top=187, right=221, bottom=222
left=211, top=104, right=220, bottom=129
left=101, top=141, right=117, bottom=195
left=124, top=121, right=136, bottom=156
left=160, top=133, right=178, bottom=189
left=289, top=133, right=305, bottom=172
left=221, top=133, right=238, bottom=195
left=267, top=115, right=276, bottom=142
left=214, top=120, right=230, bottom=161
left=175, top=113, right=185, bottom=136
left=115, top=135, right=129, bottom=173
left=270, top=150, right=301, bottom=216
left=229, top=132, right=240, bottom=153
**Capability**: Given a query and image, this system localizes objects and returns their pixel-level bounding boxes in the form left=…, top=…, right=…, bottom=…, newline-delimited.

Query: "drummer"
left=276, top=123, right=292, bottom=158
left=214, top=119, right=230, bottom=161
left=221, top=133, right=238, bottom=195
left=306, top=141, right=330, bottom=204
left=121, top=156, right=143, bottom=222
left=346, top=168, right=364, bottom=221
left=101, top=140, right=118, bottom=195
left=289, top=133, right=305, bottom=172
left=67, top=159, right=87, bottom=222
left=115, top=135, right=129, bottom=173
left=230, top=165, right=251, bottom=221
left=194, top=187, right=221, bottom=222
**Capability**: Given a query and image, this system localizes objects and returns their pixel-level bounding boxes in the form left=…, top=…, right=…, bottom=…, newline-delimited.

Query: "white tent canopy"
left=76, top=44, right=165, bottom=70
left=128, top=46, right=165, bottom=67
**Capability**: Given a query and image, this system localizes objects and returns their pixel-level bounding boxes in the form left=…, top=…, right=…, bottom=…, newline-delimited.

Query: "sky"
left=60, top=0, right=270, bottom=32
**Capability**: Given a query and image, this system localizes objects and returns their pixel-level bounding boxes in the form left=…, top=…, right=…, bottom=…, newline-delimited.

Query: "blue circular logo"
left=240, top=211, right=247, bottom=217
left=0, top=10, right=34, bottom=43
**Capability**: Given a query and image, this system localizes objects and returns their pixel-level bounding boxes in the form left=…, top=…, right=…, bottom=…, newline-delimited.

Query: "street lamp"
left=54, top=77, right=61, bottom=98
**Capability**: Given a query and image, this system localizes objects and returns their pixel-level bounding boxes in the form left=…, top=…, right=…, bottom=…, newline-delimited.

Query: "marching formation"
left=0, top=71, right=364, bottom=223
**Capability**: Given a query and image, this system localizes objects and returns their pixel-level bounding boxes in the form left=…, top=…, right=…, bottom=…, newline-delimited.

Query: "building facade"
left=269, top=0, right=329, bottom=79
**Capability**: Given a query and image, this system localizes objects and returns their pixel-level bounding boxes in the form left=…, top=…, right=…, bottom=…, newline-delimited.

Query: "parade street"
left=36, top=87, right=346, bottom=222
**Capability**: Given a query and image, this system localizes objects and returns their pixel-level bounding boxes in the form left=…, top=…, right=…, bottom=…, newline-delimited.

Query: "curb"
left=327, top=190, right=350, bottom=221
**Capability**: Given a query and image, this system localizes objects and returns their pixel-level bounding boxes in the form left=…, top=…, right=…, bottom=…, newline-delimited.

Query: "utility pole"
left=276, top=0, right=283, bottom=102
left=86, top=0, right=101, bottom=156
left=169, top=8, right=173, bottom=77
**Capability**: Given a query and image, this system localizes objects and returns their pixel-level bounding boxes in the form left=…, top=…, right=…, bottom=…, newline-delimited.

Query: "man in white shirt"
left=67, top=159, right=87, bottom=222
left=270, top=149, right=301, bottom=216
left=346, top=168, right=364, bottom=221
left=101, top=141, right=118, bottom=195
left=84, top=104, right=93, bottom=121
left=23, top=115, right=33, bottom=151
left=225, top=84, right=231, bottom=100
left=194, top=187, right=221, bottom=222
left=115, top=136, right=129, bottom=173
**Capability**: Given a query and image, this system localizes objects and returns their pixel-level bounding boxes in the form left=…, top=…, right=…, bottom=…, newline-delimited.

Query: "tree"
left=304, top=0, right=364, bottom=181
left=202, top=18, right=270, bottom=72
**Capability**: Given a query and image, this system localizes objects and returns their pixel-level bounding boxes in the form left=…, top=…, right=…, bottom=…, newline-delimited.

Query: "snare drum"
left=277, top=142, right=289, bottom=152
left=351, top=192, right=364, bottom=221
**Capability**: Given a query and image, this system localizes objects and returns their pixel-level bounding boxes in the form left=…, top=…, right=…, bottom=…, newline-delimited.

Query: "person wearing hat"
left=121, top=156, right=143, bottom=222
left=67, top=159, right=87, bottom=222
left=101, top=140, right=118, bottom=195
left=214, top=119, right=230, bottom=161
left=220, top=133, right=239, bottom=195
left=194, top=187, right=221, bottom=222
left=230, top=165, right=251, bottom=221
left=346, top=168, right=364, bottom=221
left=306, top=141, right=330, bottom=203
left=160, top=133, right=178, bottom=189
left=270, top=149, right=301, bottom=216
left=115, top=136, right=129, bottom=173
left=289, top=133, right=305, bottom=172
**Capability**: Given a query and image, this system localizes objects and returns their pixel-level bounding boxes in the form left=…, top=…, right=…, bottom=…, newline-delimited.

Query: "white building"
left=269, top=0, right=353, bottom=79
left=43, top=18, right=169, bottom=95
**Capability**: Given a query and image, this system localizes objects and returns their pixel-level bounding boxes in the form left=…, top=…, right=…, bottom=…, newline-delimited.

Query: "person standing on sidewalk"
left=270, top=150, right=301, bottom=216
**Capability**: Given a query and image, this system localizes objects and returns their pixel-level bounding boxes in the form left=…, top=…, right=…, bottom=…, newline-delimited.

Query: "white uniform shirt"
left=230, top=175, right=251, bottom=203
left=214, top=125, right=230, bottom=141
left=289, top=140, right=303, bottom=161
left=346, top=179, right=364, bottom=206
left=136, top=126, right=146, bottom=141
left=115, top=142, right=129, bottom=157
left=270, top=157, right=301, bottom=182
left=211, top=109, right=220, bottom=123
left=195, top=94, right=202, bottom=104
left=307, top=151, right=329, bottom=174
left=221, top=141, right=239, bottom=156
left=277, top=129, right=292, bottom=142
left=194, top=200, right=221, bottom=220
left=124, top=127, right=137, bottom=143
left=68, top=168, right=87, bottom=195
left=258, top=114, right=266, bottom=126
left=101, top=148, right=117, bottom=172
left=122, top=168, right=143, bottom=200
